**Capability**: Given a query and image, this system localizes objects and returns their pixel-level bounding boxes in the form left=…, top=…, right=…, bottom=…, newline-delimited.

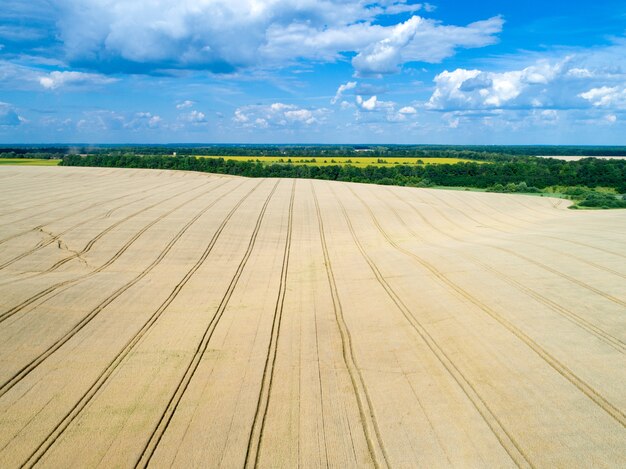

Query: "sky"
left=0, top=0, right=625, bottom=144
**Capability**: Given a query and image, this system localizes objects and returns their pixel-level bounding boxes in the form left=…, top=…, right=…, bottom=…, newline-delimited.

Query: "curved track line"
left=0, top=179, right=228, bottom=325
left=540, top=235, right=626, bottom=260
left=244, top=180, right=296, bottom=468
left=0, top=178, right=184, bottom=246
left=311, top=183, right=389, bottom=469
left=0, top=177, right=137, bottom=227
left=347, top=185, right=626, bottom=429
left=18, top=179, right=260, bottom=468
left=135, top=180, right=280, bottom=469
left=42, top=179, right=211, bottom=273
left=427, top=189, right=626, bottom=259
left=0, top=180, right=236, bottom=400
left=397, top=189, right=626, bottom=308
left=0, top=179, right=184, bottom=271
left=379, top=188, right=625, bottom=353
left=0, top=181, right=225, bottom=325
left=334, top=184, right=532, bottom=469
left=0, top=177, right=128, bottom=219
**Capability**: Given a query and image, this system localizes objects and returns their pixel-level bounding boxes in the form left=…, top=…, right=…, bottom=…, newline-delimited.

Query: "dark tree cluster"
left=60, top=153, right=626, bottom=194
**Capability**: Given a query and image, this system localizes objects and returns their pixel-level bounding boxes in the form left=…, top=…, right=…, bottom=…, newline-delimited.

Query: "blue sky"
left=1, top=0, right=625, bottom=144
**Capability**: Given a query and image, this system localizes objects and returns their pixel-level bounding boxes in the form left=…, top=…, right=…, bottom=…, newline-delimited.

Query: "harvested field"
left=0, top=166, right=625, bottom=468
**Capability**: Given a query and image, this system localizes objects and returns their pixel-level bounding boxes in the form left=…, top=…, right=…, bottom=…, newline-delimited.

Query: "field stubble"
left=0, top=166, right=624, bottom=468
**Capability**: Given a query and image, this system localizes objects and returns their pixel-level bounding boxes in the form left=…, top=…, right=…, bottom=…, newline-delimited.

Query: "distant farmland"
left=0, top=158, right=60, bottom=166
left=199, top=155, right=477, bottom=166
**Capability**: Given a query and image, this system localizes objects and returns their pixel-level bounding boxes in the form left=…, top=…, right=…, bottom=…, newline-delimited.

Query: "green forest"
left=3, top=145, right=625, bottom=208
left=58, top=152, right=626, bottom=209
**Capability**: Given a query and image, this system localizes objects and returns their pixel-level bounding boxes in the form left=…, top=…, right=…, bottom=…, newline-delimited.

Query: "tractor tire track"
left=134, top=180, right=280, bottom=469
left=244, top=180, right=296, bottom=468
left=376, top=189, right=625, bottom=353
left=0, top=179, right=241, bottom=400
left=347, top=185, right=626, bottom=429
left=332, top=184, right=532, bottom=469
left=0, top=177, right=137, bottom=226
left=18, top=179, right=262, bottom=469
left=428, top=190, right=626, bottom=259
left=0, top=177, right=185, bottom=247
left=42, top=180, right=212, bottom=273
left=0, top=178, right=123, bottom=219
left=407, top=189, right=626, bottom=307
left=310, top=183, right=389, bottom=469
left=0, top=179, right=184, bottom=271
left=0, top=179, right=229, bottom=325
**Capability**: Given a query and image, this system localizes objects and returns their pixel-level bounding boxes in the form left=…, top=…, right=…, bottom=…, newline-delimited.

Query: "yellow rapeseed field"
left=199, top=155, right=476, bottom=166
left=0, top=158, right=60, bottom=166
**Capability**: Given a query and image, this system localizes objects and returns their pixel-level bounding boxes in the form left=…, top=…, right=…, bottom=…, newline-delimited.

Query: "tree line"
left=61, top=153, right=626, bottom=194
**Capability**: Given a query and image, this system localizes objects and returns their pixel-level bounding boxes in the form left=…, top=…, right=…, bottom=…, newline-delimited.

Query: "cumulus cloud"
left=0, top=102, right=21, bottom=126
left=176, top=100, right=195, bottom=109
left=233, top=102, right=327, bottom=128
left=356, top=95, right=379, bottom=111
left=331, top=81, right=357, bottom=104
left=44, top=1, right=502, bottom=75
left=353, top=15, right=502, bottom=76
left=179, top=110, right=208, bottom=123
left=353, top=95, right=416, bottom=122
left=424, top=58, right=625, bottom=111
left=579, top=86, right=626, bottom=108
left=39, top=71, right=117, bottom=89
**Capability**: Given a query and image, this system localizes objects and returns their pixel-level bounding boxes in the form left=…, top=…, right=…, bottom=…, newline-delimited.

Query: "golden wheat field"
left=0, top=166, right=624, bottom=468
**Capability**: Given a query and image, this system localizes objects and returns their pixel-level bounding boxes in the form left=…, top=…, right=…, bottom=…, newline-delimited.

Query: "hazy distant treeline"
left=4, top=144, right=626, bottom=160
left=61, top=153, right=626, bottom=193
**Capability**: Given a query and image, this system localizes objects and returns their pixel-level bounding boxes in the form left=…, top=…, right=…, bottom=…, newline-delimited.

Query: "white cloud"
left=49, top=1, right=502, bottom=75
left=382, top=2, right=426, bottom=15
left=180, top=110, right=207, bottom=123
left=352, top=15, right=502, bottom=75
left=39, top=71, right=116, bottom=89
left=233, top=102, right=327, bottom=128
left=356, top=95, right=379, bottom=111
left=176, top=100, right=195, bottom=109
left=425, top=59, right=608, bottom=111
left=353, top=95, right=416, bottom=123
left=579, top=86, right=626, bottom=108
left=352, top=16, right=422, bottom=75
left=331, top=81, right=357, bottom=104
